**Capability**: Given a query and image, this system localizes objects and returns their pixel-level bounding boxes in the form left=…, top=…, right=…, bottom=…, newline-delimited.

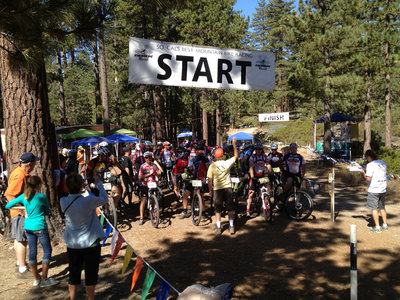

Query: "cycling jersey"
left=173, top=158, right=189, bottom=175
left=189, top=147, right=196, bottom=160
left=138, top=162, right=159, bottom=186
left=283, top=153, right=305, bottom=175
left=240, top=150, right=253, bottom=175
left=160, top=149, right=175, bottom=167
left=268, top=152, right=283, bottom=169
left=188, top=155, right=210, bottom=180
left=87, top=157, right=110, bottom=178
left=154, top=148, right=162, bottom=160
left=249, top=153, right=269, bottom=177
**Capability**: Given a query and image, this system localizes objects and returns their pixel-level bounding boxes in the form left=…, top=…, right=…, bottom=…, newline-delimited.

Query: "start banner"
left=258, top=112, right=290, bottom=122
left=129, top=37, right=275, bottom=91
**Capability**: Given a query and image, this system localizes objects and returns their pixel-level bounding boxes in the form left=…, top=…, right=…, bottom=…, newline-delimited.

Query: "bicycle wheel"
left=191, top=190, right=203, bottom=226
left=149, top=194, right=160, bottom=228
left=103, top=196, right=117, bottom=228
left=273, top=183, right=284, bottom=211
left=261, top=193, right=273, bottom=222
left=285, top=190, right=313, bottom=220
left=167, top=171, right=174, bottom=191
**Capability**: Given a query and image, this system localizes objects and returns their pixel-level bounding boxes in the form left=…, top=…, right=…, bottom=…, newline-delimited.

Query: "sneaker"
left=246, top=211, right=251, bottom=217
left=33, top=278, right=41, bottom=287
left=215, top=225, right=222, bottom=235
left=17, top=269, right=33, bottom=279
left=382, top=224, right=388, bottom=231
left=178, top=210, right=188, bottom=219
left=229, top=225, right=235, bottom=235
left=369, top=227, right=382, bottom=233
left=139, top=219, right=145, bottom=226
left=40, top=278, right=59, bottom=288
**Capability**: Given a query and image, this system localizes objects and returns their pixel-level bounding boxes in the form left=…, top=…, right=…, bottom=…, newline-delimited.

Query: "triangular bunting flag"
left=100, top=214, right=105, bottom=226
left=156, top=280, right=171, bottom=300
left=102, top=223, right=112, bottom=247
left=387, top=175, right=392, bottom=181
left=96, top=207, right=101, bottom=216
left=110, top=230, right=119, bottom=254
left=141, top=268, right=156, bottom=300
left=122, top=247, right=134, bottom=275
left=130, top=257, right=144, bottom=292
left=111, top=235, right=124, bottom=264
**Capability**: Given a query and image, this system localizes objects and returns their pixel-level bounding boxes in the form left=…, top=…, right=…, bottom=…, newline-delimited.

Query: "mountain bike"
left=190, top=179, right=204, bottom=226
left=230, top=176, right=241, bottom=215
left=284, top=176, right=313, bottom=220
left=252, top=177, right=272, bottom=222
left=270, top=167, right=284, bottom=211
left=147, top=180, right=163, bottom=228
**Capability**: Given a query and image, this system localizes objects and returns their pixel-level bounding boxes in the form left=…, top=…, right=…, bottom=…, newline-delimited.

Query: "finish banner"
left=129, top=37, right=275, bottom=91
left=258, top=112, right=290, bottom=122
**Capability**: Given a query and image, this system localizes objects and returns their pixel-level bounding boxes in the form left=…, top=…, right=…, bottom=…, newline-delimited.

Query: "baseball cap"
left=214, top=148, right=224, bottom=158
left=78, top=146, right=84, bottom=151
left=20, top=152, right=40, bottom=163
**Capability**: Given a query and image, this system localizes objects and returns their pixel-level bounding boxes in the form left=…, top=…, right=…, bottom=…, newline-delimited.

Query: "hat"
left=78, top=146, right=84, bottom=151
left=214, top=148, right=224, bottom=158
left=20, top=152, right=40, bottom=163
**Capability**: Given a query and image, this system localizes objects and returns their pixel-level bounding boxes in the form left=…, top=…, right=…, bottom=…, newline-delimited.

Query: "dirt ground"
left=1, top=149, right=399, bottom=300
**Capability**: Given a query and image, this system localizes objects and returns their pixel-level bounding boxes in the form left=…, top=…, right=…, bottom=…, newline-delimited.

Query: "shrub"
left=269, top=118, right=314, bottom=145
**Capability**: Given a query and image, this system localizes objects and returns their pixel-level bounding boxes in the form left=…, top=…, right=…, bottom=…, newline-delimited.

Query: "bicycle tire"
left=167, top=171, right=174, bottom=191
left=285, top=190, right=313, bottom=220
left=149, top=193, right=160, bottom=228
left=273, top=183, right=284, bottom=211
left=262, top=193, right=273, bottom=222
left=191, top=190, right=203, bottom=226
left=103, top=196, right=117, bottom=228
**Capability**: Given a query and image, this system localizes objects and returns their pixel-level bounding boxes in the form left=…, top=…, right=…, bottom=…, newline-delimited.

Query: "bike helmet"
left=271, top=143, right=278, bottom=150
left=67, top=149, right=78, bottom=160
left=255, top=143, right=263, bottom=150
left=157, top=141, right=162, bottom=146
left=99, top=141, right=108, bottom=147
left=289, top=143, right=298, bottom=148
left=98, top=146, right=111, bottom=157
left=163, top=141, right=170, bottom=147
left=144, top=151, right=153, bottom=158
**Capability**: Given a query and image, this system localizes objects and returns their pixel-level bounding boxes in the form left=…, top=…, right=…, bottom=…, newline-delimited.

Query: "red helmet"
left=163, top=141, right=171, bottom=147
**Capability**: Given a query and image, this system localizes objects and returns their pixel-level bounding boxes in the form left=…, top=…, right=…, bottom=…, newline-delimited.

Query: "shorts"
left=249, top=177, right=269, bottom=191
left=11, top=215, right=27, bottom=242
left=172, top=174, right=179, bottom=186
left=366, top=193, right=386, bottom=210
left=213, top=188, right=234, bottom=213
left=139, top=186, right=149, bottom=199
left=67, top=245, right=101, bottom=286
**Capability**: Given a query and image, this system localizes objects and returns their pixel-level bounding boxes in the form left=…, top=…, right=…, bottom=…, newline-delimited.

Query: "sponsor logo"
left=255, top=56, right=271, bottom=70
left=134, top=48, right=153, bottom=61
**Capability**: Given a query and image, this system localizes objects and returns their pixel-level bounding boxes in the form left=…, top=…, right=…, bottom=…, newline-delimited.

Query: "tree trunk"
left=56, top=51, right=66, bottom=126
left=154, top=86, right=164, bottom=141
left=323, top=48, right=331, bottom=155
left=202, top=108, right=208, bottom=144
left=363, top=69, right=371, bottom=153
left=0, top=36, right=62, bottom=238
left=384, top=7, right=391, bottom=147
left=113, top=18, right=121, bottom=126
left=98, top=27, right=110, bottom=136
left=216, top=106, right=222, bottom=147
left=93, top=37, right=102, bottom=124
left=278, top=67, right=283, bottom=112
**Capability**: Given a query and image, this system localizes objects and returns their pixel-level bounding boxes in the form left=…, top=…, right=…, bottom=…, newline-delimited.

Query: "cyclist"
left=121, top=147, right=134, bottom=207
left=86, top=146, right=111, bottom=181
left=246, top=143, right=272, bottom=217
left=138, top=152, right=161, bottom=225
left=154, top=141, right=163, bottom=161
left=172, top=149, right=190, bottom=199
left=281, top=143, right=306, bottom=198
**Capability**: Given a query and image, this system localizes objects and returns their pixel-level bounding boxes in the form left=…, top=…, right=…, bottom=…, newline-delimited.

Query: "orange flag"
left=130, top=257, right=144, bottom=292
left=110, top=235, right=124, bottom=264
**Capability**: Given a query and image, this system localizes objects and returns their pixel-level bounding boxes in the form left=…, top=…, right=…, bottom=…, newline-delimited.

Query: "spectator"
left=360, top=149, right=388, bottom=233
left=6, top=176, right=59, bottom=287
left=60, top=174, right=107, bottom=300
left=5, top=152, right=39, bottom=278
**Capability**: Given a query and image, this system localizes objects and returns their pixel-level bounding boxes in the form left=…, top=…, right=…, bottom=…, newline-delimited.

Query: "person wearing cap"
left=138, top=152, right=161, bottom=225
left=5, top=152, right=40, bottom=278
left=207, top=137, right=239, bottom=235
left=281, top=143, right=306, bottom=197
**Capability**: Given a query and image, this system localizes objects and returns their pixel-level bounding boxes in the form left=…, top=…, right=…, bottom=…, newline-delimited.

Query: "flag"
left=386, top=175, right=392, bottom=181
left=141, top=268, right=156, bottom=300
left=111, top=235, right=124, bottom=264
left=122, top=247, right=134, bottom=275
left=130, top=257, right=144, bottom=292
left=102, top=223, right=112, bottom=247
left=110, top=230, right=119, bottom=254
left=156, top=280, right=171, bottom=300
left=100, top=214, right=105, bottom=226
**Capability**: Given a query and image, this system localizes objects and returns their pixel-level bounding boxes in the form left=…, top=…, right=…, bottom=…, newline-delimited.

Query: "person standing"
left=121, top=147, right=134, bottom=206
left=6, top=176, right=59, bottom=287
left=207, top=137, right=239, bottom=235
left=5, top=152, right=40, bottom=278
left=60, top=173, right=108, bottom=300
left=360, top=150, right=388, bottom=233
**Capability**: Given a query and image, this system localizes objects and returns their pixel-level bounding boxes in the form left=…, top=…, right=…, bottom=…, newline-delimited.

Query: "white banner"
left=129, top=37, right=275, bottom=91
left=258, top=112, right=290, bottom=122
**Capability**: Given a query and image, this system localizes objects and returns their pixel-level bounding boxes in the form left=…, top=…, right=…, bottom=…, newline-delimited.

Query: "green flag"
left=100, top=214, right=104, bottom=226
left=141, top=268, right=156, bottom=300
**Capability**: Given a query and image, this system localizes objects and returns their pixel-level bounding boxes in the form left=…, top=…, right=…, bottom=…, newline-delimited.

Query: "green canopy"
left=60, top=128, right=102, bottom=140
left=110, top=128, right=137, bottom=136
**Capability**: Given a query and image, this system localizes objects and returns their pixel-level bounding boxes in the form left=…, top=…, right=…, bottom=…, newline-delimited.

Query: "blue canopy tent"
left=228, top=132, right=254, bottom=143
left=177, top=129, right=192, bottom=138
left=71, top=136, right=114, bottom=146
left=107, top=134, right=140, bottom=159
left=316, top=113, right=355, bottom=123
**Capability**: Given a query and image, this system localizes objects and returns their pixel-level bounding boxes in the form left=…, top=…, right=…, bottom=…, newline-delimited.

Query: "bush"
left=378, top=147, right=400, bottom=174
left=269, top=118, right=314, bottom=145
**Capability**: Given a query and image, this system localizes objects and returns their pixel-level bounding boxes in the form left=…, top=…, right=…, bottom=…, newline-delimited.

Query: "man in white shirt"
left=360, top=149, right=388, bottom=233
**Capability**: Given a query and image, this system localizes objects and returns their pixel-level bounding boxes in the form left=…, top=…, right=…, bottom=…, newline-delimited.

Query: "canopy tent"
left=177, top=129, right=192, bottom=138
left=71, top=136, right=114, bottom=146
left=110, top=127, right=137, bottom=136
left=316, top=113, right=355, bottom=123
left=107, top=134, right=139, bottom=143
left=60, top=128, right=102, bottom=140
left=228, top=132, right=254, bottom=142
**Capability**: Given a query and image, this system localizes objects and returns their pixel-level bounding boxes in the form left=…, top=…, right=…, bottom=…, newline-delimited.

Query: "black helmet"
left=68, top=149, right=78, bottom=160
left=255, top=143, right=263, bottom=150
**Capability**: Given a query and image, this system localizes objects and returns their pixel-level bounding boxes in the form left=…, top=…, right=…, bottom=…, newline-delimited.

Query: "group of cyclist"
left=59, top=137, right=306, bottom=229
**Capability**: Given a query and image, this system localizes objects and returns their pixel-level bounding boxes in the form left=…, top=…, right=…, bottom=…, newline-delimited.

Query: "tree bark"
left=363, top=69, right=371, bottom=153
left=113, top=18, right=121, bottom=126
left=216, top=106, right=222, bottom=147
left=154, top=86, right=164, bottom=141
left=384, top=5, right=391, bottom=147
left=56, top=51, right=66, bottom=126
left=0, top=36, right=62, bottom=238
left=202, top=108, right=208, bottom=144
left=323, top=48, right=331, bottom=155
left=98, top=27, right=110, bottom=136
left=92, top=37, right=102, bottom=125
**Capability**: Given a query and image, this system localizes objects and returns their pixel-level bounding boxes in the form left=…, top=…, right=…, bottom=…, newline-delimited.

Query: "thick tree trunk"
left=0, top=36, right=62, bottom=238
left=384, top=8, right=391, bottom=147
left=98, top=27, right=110, bottom=136
left=216, top=106, right=222, bottom=147
left=323, top=48, right=331, bottom=155
left=154, top=86, right=164, bottom=141
left=113, top=18, right=121, bottom=126
left=56, top=51, right=66, bottom=126
left=363, top=69, right=371, bottom=153
left=92, top=38, right=102, bottom=125
left=201, top=91, right=208, bottom=144
left=278, top=67, right=283, bottom=112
